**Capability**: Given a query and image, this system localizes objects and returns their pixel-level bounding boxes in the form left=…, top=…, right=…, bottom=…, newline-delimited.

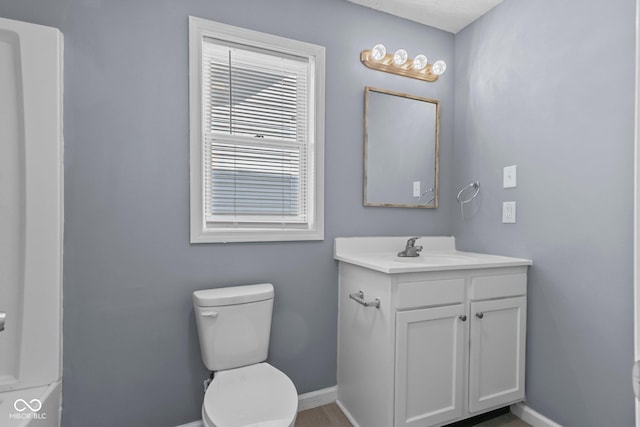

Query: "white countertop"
left=334, top=236, right=532, bottom=274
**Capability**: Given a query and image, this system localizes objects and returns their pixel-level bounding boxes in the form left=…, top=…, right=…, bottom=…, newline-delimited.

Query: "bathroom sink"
left=334, top=236, right=532, bottom=274
left=395, top=252, right=478, bottom=264
left=395, top=254, right=468, bottom=264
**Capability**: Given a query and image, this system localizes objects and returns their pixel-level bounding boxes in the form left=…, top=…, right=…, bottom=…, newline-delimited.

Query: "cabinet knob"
left=475, top=312, right=484, bottom=319
left=458, top=315, right=467, bottom=322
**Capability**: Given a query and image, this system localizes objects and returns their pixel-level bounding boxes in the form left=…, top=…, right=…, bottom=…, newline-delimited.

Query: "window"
left=189, top=17, right=325, bottom=243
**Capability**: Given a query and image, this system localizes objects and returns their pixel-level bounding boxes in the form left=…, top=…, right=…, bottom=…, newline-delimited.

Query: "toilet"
left=193, top=283, right=298, bottom=427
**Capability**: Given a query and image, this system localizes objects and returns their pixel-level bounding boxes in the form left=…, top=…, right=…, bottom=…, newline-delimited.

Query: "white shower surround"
left=0, top=16, right=63, bottom=427
left=636, top=0, right=640, bottom=425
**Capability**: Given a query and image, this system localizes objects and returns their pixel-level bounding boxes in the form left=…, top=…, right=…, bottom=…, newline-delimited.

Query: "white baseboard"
left=297, top=386, right=337, bottom=411
left=336, top=399, right=360, bottom=427
left=176, top=386, right=338, bottom=427
left=511, top=403, right=563, bottom=427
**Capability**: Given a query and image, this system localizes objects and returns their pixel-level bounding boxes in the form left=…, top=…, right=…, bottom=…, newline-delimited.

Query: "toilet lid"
left=204, top=363, right=298, bottom=427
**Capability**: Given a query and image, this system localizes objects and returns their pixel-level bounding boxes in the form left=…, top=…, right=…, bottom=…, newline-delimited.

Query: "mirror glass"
left=364, top=87, right=440, bottom=208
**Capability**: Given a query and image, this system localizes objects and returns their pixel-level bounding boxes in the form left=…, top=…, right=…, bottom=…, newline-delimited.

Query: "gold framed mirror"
left=363, top=86, right=440, bottom=208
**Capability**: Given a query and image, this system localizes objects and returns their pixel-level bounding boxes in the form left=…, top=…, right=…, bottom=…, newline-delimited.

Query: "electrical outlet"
left=413, top=181, right=421, bottom=197
left=503, top=165, right=517, bottom=188
left=502, top=201, right=516, bottom=223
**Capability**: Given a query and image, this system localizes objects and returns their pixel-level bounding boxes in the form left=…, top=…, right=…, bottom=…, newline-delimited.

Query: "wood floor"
left=295, top=403, right=352, bottom=427
left=472, top=413, right=531, bottom=427
left=295, top=403, right=531, bottom=427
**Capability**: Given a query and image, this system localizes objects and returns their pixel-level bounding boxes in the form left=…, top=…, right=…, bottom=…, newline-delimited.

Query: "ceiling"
left=346, top=0, right=504, bottom=34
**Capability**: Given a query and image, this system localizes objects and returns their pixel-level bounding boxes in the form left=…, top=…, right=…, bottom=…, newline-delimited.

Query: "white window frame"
left=189, top=17, right=325, bottom=243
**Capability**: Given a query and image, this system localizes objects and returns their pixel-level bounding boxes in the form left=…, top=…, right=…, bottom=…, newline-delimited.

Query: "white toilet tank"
left=193, top=283, right=274, bottom=371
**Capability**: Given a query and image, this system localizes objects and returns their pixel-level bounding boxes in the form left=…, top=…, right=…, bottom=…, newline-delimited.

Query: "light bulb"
left=371, top=44, right=386, bottom=61
left=413, top=54, right=428, bottom=70
left=393, top=49, right=408, bottom=66
left=432, top=60, right=447, bottom=75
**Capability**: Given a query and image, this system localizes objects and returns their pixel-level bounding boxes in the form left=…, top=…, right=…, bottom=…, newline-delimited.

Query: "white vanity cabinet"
left=335, top=237, right=531, bottom=427
left=394, top=302, right=466, bottom=426
left=468, top=296, right=526, bottom=413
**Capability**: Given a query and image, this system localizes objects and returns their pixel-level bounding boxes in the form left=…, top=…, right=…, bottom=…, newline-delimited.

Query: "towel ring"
left=418, top=187, right=435, bottom=205
left=456, top=181, right=480, bottom=204
left=457, top=181, right=480, bottom=219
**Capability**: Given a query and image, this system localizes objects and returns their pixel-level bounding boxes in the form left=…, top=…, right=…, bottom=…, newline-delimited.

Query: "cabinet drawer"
left=397, top=278, right=465, bottom=309
left=470, top=273, right=526, bottom=300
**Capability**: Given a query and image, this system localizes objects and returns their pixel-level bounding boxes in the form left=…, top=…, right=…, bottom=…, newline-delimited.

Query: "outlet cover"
left=413, top=181, right=421, bottom=197
left=502, top=201, right=516, bottom=223
left=503, top=165, right=517, bottom=188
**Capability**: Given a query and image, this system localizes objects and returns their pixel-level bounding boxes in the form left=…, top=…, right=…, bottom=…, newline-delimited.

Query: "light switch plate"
left=413, top=181, right=421, bottom=197
left=502, top=201, right=516, bottom=223
left=503, top=165, right=517, bottom=188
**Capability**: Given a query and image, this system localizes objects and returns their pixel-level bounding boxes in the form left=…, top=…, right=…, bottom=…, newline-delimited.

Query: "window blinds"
left=202, top=38, right=311, bottom=225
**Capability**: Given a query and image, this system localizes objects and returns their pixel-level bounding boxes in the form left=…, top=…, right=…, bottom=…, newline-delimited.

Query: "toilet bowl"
left=193, top=284, right=298, bottom=427
left=202, top=363, right=298, bottom=427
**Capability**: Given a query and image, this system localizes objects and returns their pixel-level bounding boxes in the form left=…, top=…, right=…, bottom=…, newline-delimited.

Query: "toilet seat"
left=203, top=362, right=298, bottom=427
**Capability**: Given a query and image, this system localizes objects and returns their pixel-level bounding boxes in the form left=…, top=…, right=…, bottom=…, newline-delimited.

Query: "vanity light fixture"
left=393, top=49, right=408, bottom=66
left=412, top=54, right=428, bottom=70
left=371, top=43, right=386, bottom=61
left=361, top=43, right=446, bottom=82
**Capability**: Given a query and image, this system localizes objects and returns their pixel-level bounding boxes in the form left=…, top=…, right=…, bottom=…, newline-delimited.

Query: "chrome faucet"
left=397, top=237, right=423, bottom=257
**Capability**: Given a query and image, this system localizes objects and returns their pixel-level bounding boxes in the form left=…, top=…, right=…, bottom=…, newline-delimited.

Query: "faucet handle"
left=398, top=237, right=423, bottom=257
left=407, top=236, right=421, bottom=247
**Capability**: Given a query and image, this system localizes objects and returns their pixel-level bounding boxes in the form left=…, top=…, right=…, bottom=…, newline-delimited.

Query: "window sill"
left=190, top=226, right=324, bottom=244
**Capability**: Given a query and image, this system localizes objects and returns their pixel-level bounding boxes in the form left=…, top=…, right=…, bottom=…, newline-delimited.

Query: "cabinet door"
left=469, top=297, right=526, bottom=413
left=395, top=305, right=466, bottom=427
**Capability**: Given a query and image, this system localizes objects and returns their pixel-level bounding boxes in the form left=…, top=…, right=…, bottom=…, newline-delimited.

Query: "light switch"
left=503, top=165, right=517, bottom=188
left=502, top=201, right=516, bottom=223
left=413, top=181, right=421, bottom=197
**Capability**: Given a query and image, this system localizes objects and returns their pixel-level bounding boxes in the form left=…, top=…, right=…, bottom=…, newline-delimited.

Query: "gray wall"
left=0, top=1, right=454, bottom=426
left=453, top=0, right=635, bottom=426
